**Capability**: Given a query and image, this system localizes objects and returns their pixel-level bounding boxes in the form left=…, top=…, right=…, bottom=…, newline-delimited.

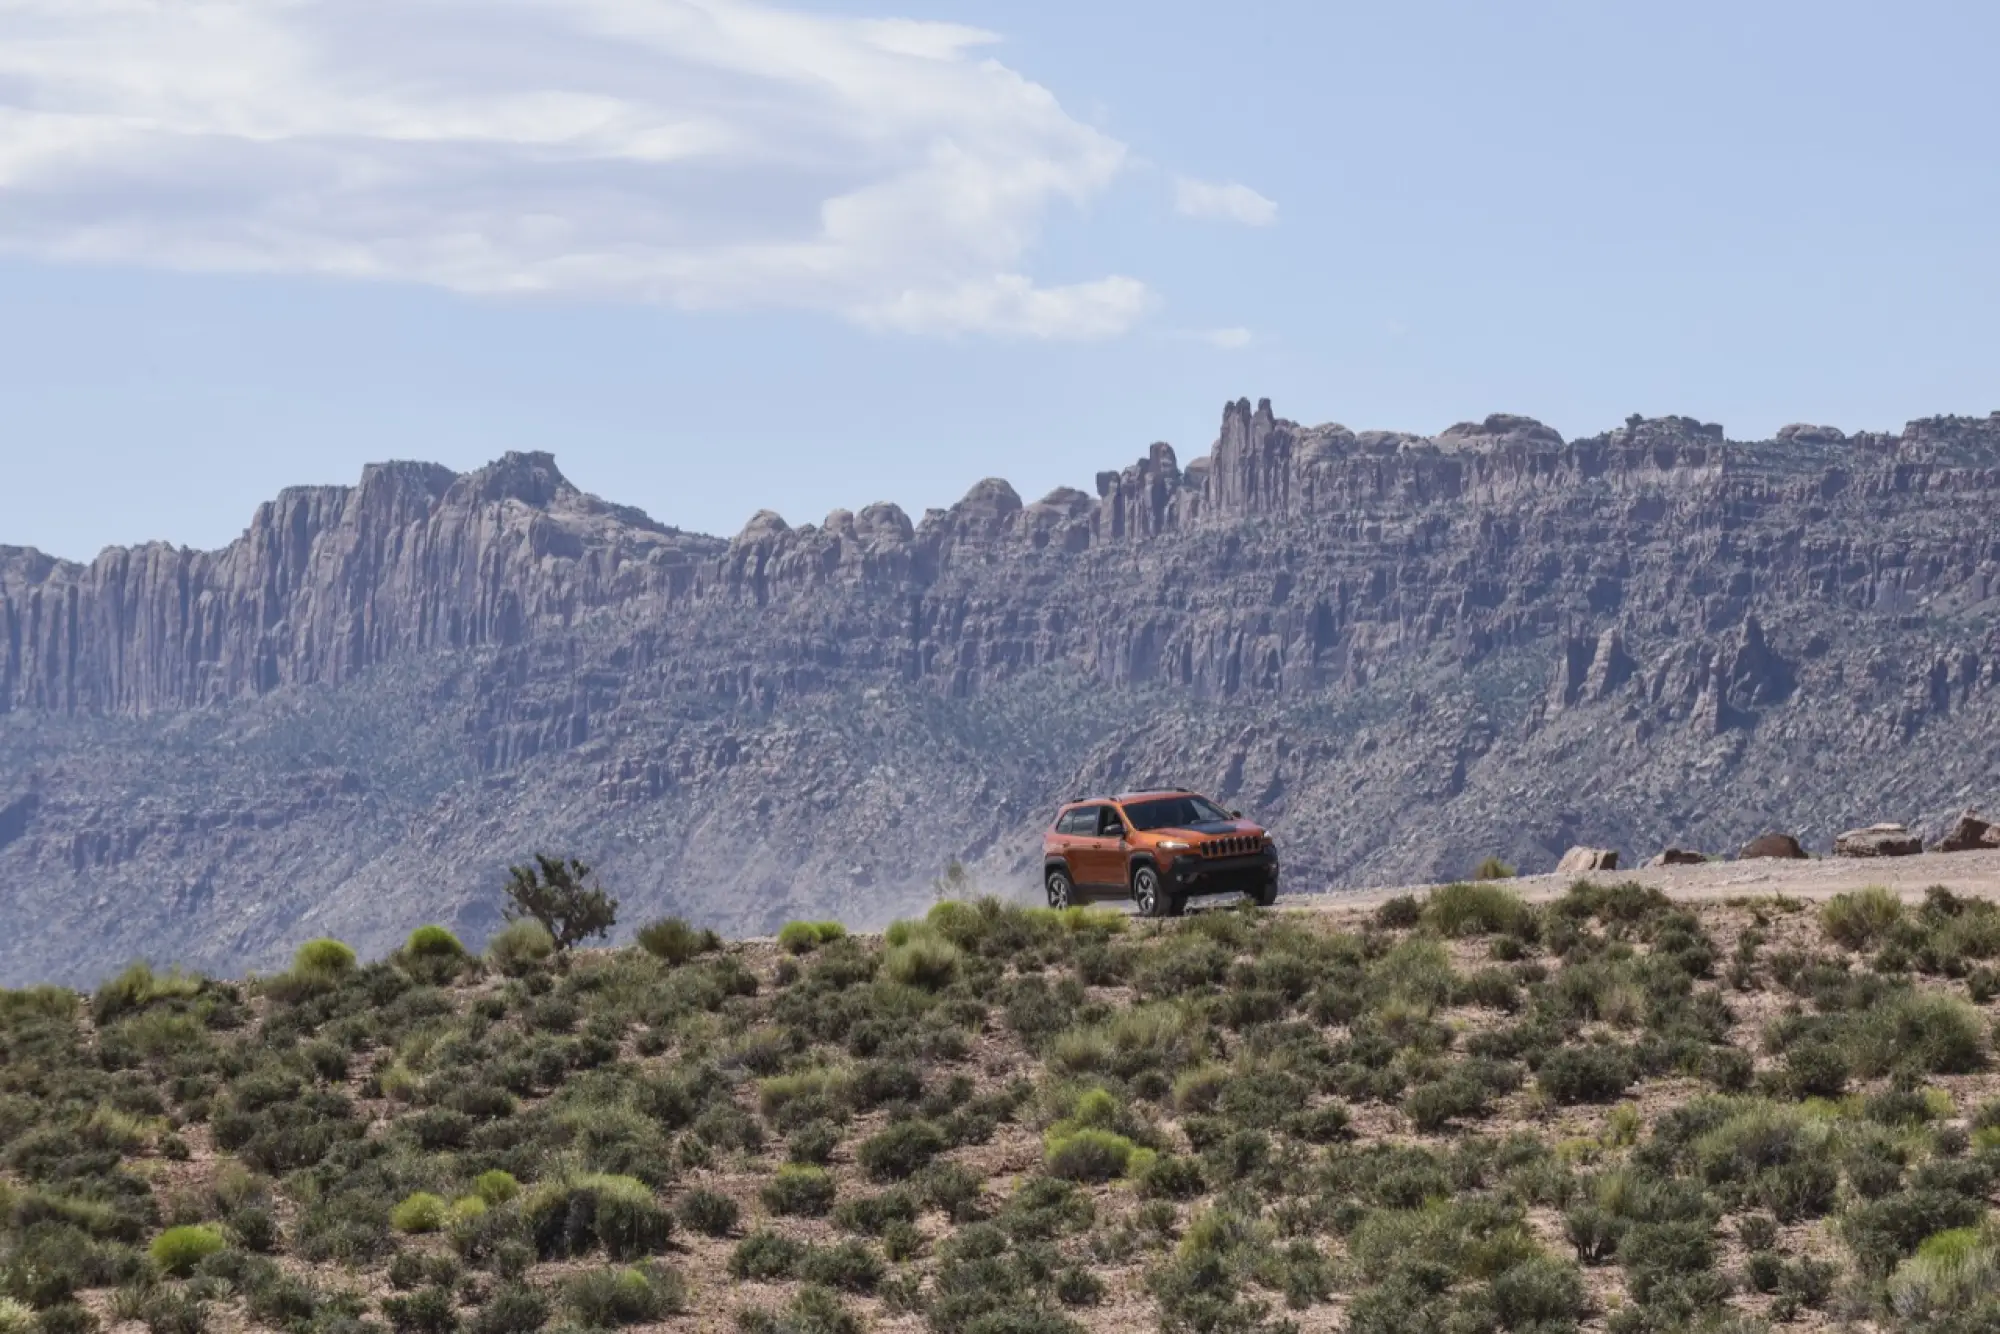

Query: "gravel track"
left=1290, top=847, right=2000, bottom=911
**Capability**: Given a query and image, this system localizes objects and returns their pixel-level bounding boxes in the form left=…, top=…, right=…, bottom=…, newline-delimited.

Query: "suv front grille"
left=1200, top=836, right=1260, bottom=858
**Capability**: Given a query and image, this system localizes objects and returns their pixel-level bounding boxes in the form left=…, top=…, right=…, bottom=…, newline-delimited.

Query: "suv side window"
left=1096, top=806, right=1127, bottom=838
left=1056, top=808, right=1094, bottom=836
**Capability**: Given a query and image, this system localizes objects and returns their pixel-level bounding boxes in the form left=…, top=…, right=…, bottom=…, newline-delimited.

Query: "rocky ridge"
left=5, top=399, right=2000, bottom=984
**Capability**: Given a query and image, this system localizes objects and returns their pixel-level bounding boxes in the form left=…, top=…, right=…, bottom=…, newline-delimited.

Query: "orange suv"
left=1042, top=789, right=1280, bottom=918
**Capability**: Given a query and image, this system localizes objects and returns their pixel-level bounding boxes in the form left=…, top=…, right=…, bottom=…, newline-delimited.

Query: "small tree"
left=503, top=854, right=618, bottom=951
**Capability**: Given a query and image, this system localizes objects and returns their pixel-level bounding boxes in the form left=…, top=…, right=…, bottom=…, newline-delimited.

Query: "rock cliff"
left=6, top=399, right=2000, bottom=983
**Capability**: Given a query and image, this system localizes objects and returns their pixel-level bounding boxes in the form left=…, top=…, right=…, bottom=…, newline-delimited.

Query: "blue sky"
left=2, top=0, right=1996, bottom=560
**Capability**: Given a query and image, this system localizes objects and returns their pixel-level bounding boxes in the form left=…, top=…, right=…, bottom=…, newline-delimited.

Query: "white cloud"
left=0, top=0, right=1147, bottom=339
left=1202, top=326, right=1252, bottom=349
left=854, top=274, right=1154, bottom=340
left=1173, top=176, right=1277, bottom=227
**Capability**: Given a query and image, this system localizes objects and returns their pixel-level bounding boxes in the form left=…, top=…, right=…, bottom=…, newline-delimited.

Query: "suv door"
left=1049, top=807, right=1093, bottom=885
left=1059, top=805, right=1111, bottom=890
left=1080, top=804, right=1131, bottom=891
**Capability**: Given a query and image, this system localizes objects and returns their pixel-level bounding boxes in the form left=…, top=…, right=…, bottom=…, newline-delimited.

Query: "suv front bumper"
left=1165, top=849, right=1279, bottom=898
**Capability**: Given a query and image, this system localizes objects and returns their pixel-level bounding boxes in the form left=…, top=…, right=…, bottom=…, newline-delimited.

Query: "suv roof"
left=1061, top=789, right=1197, bottom=807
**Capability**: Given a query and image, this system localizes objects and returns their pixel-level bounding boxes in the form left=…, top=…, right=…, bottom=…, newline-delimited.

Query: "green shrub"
left=729, top=1232, right=804, bottom=1281
left=1454, top=967, right=1521, bottom=1011
left=468, top=1285, right=547, bottom=1334
left=1822, top=887, right=1904, bottom=950
left=762, top=1165, right=837, bottom=1217
left=136, top=1288, right=207, bottom=1334
left=1779, top=1042, right=1849, bottom=1098
left=833, top=1191, right=919, bottom=1237
left=564, top=1266, right=683, bottom=1326
left=1491, top=1256, right=1586, bottom=1327
left=778, top=921, right=847, bottom=954
left=798, top=1241, right=884, bottom=1294
left=788, top=1121, right=841, bottom=1165
left=1850, top=992, right=1988, bottom=1076
left=0, top=1299, right=35, bottom=1334
left=1691, top=1104, right=1838, bottom=1222
left=148, top=1226, right=224, bottom=1278
left=486, top=920, right=555, bottom=974
left=1700, top=1045, right=1754, bottom=1093
left=392, top=1193, right=451, bottom=1234
left=1372, top=935, right=1457, bottom=1011
left=1055, top=1268, right=1105, bottom=1308
left=521, top=1175, right=673, bottom=1260
left=1737, top=1214, right=1780, bottom=1253
left=91, top=963, right=204, bottom=1024
left=474, top=1171, right=521, bottom=1207
left=1170, top=1065, right=1226, bottom=1114
left=883, top=933, right=961, bottom=990
left=674, top=1189, right=739, bottom=1237
left=1133, top=1153, right=1205, bottom=1200
left=1969, top=967, right=2000, bottom=1005
left=391, top=1253, right=460, bottom=1293
left=1405, top=1076, right=1491, bottom=1132
left=405, top=926, right=465, bottom=959
left=1426, top=881, right=1530, bottom=937
left=2, top=1224, right=142, bottom=1306
left=1842, top=1190, right=1986, bottom=1275
left=1618, top=1218, right=1716, bottom=1303
left=1044, top=1128, right=1138, bottom=1182
left=1054, top=906, right=1127, bottom=936
left=1374, top=895, right=1422, bottom=929
left=1538, top=1045, right=1635, bottom=1105
left=635, top=917, right=718, bottom=964
left=737, top=1286, right=860, bottom=1334
left=1287, top=1103, right=1353, bottom=1144
left=1745, top=1249, right=1786, bottom=1294
left=856, top=1120, right=947, bottom=1182
left=292, top=938, right=357, bottom=976
left=1887, top=1228, right=1999, bottom=1321
left=382, top=1286, right=457, bottom=1334
left=33, top=1304, right=97, bottom=1334
left=224, top=1207, right=277, bottom=1254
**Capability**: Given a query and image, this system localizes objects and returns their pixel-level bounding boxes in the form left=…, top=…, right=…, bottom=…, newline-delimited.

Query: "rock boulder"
left=1739, top=833, right=1807, bottom=860
left=1646, top=848, right=1707, bottom=867
left=1834, top=823, right=1923, bottom=858
left=1936, top=811, right=2000, bottom=852
left=1556, top=846, right=1619, bottom=874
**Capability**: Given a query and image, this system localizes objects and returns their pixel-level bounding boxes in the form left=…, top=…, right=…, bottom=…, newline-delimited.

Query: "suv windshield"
left=1123, top=795, right=1231, bottom=831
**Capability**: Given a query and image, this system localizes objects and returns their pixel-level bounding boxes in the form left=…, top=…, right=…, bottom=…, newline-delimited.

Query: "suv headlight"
left=1157, top=839, right=1190, bottom=851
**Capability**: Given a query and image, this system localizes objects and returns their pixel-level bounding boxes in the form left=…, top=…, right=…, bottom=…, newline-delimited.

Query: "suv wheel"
left=1133, top=864, right=1179, bottom=919
left=1249, top=881, right=1278, bottom=908
left=1045, top=867, right=1074, bottom=910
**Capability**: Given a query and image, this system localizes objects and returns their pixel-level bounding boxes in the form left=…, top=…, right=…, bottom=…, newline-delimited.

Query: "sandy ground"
left=1291, top=846, right=2000, bottom=910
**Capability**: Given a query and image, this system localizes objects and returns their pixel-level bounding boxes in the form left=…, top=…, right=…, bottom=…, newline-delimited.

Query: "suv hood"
left=1157, top=820, right=1262, bottom=838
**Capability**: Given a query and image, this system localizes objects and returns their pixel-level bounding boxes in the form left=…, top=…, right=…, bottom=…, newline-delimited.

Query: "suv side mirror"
left=1229, top=809, right=1243, bottom=819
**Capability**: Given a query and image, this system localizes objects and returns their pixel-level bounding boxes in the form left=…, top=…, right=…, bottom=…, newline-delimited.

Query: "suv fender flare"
left=1125, top=852, right=1159, bottom=886
left=1043, top=856, right=1073, bottom=877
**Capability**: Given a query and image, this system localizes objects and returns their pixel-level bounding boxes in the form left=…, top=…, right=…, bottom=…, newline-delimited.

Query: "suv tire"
left=1133, top=864, right=1180, bottom=919
left=1045, top=867, right=1074, bottom=910
left=1249, top=881, right=1278, bottom=908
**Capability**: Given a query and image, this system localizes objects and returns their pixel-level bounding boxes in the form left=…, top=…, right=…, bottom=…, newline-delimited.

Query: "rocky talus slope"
left=6, top=401, right=2000, bottom=983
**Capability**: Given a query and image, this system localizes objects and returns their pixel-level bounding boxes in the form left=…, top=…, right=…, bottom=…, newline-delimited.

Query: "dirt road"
left=1295, top=847, right=2000, bottom=910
